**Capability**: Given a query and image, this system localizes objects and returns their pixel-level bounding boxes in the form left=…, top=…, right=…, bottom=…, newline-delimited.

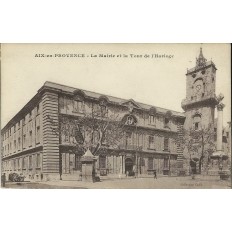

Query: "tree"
left=46, top=106, right=126, bottom=156
left=184, top=123, right=216, bottom=174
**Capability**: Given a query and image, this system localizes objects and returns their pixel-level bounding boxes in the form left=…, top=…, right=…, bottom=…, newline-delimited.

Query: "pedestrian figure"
left=126, top=170, right=129, bottom=178
left=154, top=170, right=157, bottom=179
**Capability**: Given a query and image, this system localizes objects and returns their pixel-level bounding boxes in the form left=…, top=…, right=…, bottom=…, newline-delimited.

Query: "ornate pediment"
left=99, top=95, right=109, bottom=106
left=121, top=99, right=141, bottom=112
left=73, top=89, right=86, bottom=101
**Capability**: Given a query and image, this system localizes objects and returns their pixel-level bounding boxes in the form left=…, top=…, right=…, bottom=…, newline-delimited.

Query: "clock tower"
left=181, top=48, right=218, bottom=130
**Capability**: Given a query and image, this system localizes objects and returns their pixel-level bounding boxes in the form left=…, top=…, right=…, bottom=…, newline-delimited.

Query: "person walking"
left=154, top=170, right=157, bottom=179
left=126, top=170, right=129, bottom=178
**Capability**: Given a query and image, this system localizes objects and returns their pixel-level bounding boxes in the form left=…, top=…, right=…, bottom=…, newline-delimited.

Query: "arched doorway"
left=125, top=158, right=133, bottom=175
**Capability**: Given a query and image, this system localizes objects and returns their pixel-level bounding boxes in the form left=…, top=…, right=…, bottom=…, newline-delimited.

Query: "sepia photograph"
left=1, top=43, right=231, bottom=189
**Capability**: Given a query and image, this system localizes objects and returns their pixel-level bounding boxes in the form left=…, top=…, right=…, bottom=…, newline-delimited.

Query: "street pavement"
left=3, top=175, right=231, bottom=189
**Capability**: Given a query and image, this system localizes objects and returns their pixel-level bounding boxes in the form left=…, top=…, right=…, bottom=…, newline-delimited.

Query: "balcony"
left=181, top=93, right=218, bottom=110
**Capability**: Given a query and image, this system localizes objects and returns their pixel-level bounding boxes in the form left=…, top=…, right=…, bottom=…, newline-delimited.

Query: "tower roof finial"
left=196, top=46, right=207, bottom=68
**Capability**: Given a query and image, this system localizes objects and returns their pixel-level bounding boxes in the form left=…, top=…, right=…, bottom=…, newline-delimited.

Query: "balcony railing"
left=181, top=93, right=217, bottom=109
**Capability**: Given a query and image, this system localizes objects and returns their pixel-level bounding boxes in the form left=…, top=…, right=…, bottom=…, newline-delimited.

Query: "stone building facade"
left=181, top=48, right=231, bottom=174
left=1, top=81, right=185, bottom=181
left=1, top=48, right=231, bottom=181
left=181, top=48, right=217, bottom=130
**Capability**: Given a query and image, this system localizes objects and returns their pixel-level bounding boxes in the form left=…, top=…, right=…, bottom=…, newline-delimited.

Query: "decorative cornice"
left=2, top=82, right=185, bottom=134
left=181, top=94, right=218, bottom=111
left=186, top=60, right=217, bottom=75
left=2, top=146, right=43, bottom=161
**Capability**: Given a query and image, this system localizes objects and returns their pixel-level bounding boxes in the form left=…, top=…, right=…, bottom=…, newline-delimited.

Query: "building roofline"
left=1, top=91, right=42, bottom=133
left=186, top=60, right=217, bottom=75
left=1, top=81, right=185, bottom=133
left=43, top=81, right=185, bottom=117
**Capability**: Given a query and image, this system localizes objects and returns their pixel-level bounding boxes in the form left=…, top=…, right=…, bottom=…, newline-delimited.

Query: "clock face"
left=196, top=85, right=201, bottom=91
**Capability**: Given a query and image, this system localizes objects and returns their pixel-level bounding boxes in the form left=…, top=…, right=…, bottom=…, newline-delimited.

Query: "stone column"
left=228, top=122, right=231, bottom=156
left=216, top=103, right=225, bottom=151
left=121, top=155, right=124, bottom=174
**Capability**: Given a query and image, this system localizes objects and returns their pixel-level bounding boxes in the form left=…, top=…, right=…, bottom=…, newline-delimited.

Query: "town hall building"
left=1, top=48, right=231, bottom=181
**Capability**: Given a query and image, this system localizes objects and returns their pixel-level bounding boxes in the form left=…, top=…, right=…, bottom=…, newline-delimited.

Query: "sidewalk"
left=39, top=175, right=231, bottom=189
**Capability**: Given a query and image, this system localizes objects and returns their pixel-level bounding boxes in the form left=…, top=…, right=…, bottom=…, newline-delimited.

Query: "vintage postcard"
left=0, top=43, right=231, bottom=189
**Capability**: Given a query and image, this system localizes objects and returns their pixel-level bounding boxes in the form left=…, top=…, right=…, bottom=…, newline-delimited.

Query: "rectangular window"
left=14, top=125, right=16, bottom=133
left=125, top=132, right=132, bottom=148
left=164, top=158, right=169, bottom=169
left=14, top=140, right=16, bottom=151
left=75, top=155, right=81, bottom=170
left=29, top=156, right=32, bottom=169
left=59, top=97, right=64, bottom=109
left=36, top=154, right=41, bottom=168
left=29, top=111, right=32, bottom=120
left=36, top=126, right=40, bottom=143
left=164, top=137, right=169, bottom=151
left=19, top=158, right=22, bottom=170
left=195, top=122, right=199, bottom=130
left=164, top=118, right=170, bottom=128
left=29, top=131, right=32, bottom=146
left=148, top=157, right=153, bottom=170
left=100, top=105, right=107, bottom=117
left=149, top=115, right=156, bottom=125
left=17, top=159, right=19, bottom=170
left=18, top=137, right=21, bottom=150
left=93, top=131, right=99, bottom=144
left=23, top=134, right=26, bottom=147
left=37, top=104, right=40, bottom=115
left=73, top=100, right=78, bottom=111
left=99, top=156, right=106, bottom=169
left=23, top=157, right=27, bottom=169
left=22, top=118, right=25, bottom=125
left=148, top=136, right=155, bottom=149
left=73, top=100, right=84, bottom=113
left=64, top=131, right=69, bottom=143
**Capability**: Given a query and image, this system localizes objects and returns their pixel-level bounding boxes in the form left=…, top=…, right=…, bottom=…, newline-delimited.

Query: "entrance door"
left=190, top=160, right=197, bottom=174
left=125, top=158, right=133, bottom=175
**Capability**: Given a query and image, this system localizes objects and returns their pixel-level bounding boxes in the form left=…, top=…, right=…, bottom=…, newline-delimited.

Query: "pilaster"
left=41, top=91, right=60, bottom=177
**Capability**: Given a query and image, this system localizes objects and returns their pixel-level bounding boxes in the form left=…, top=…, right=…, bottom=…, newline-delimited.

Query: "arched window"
left=127, top=116, right=134, bottom=125
left=193, top=114, right=201, bottom=130
left=124, top=115, right=137, bottom=125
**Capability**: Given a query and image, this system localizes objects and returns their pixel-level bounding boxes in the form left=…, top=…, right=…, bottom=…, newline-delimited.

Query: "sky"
left=1, top=43, right=231, bottom=128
